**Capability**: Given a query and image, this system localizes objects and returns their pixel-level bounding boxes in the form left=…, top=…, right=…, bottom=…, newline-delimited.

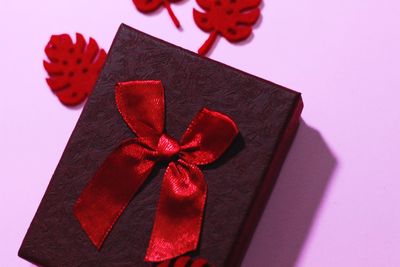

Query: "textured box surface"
left=19, top=24, right=303, bottom=266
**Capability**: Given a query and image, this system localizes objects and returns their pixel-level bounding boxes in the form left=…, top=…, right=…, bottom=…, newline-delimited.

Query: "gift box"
left=19, top=24, right=303, bottom=266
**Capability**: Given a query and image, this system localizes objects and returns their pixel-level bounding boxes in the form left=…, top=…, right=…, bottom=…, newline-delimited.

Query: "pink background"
left=1, top=0, right=399, bottom=266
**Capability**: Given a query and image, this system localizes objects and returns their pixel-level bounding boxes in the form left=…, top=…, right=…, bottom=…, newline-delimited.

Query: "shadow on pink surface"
left=243, top=119, right=337, bottom=267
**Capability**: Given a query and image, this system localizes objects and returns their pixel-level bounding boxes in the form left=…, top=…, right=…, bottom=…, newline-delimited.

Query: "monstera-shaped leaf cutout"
left=193, top=0, right=261, bottom=55
left=156, top=255, right=214, bottom=267
left=132, top=0, right=182, bottom=28
left=44, top=33, right=106, bottom=106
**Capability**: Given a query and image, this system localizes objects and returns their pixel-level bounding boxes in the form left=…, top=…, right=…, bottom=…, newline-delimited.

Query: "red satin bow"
left=73, top=80, right=239, bottom=262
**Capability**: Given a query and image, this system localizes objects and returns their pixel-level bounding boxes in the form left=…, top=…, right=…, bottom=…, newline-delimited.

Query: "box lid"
left=19, top=24, right=302, bottom=267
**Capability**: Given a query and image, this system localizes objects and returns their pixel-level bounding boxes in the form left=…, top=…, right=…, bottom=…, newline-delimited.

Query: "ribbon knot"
left=73, top=80, right=239, bottom=262
left=157, top=134, right=180, bottom=160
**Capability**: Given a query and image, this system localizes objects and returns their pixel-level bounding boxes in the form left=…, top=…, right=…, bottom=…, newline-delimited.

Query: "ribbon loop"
left=180, top=107, right=239, bottom=165
left=74, top=80, right=239, bottom=262
left=115, top=80, right=165, bottom=138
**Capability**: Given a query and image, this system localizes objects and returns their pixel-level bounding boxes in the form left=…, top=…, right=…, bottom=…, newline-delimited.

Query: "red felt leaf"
left=132, top=0, right=182, bottom=28
left=155, top=256, right=214, bottom=267
left=44, top=33, right=106, bottom=106
left=193, top=0, right=261, bottom=55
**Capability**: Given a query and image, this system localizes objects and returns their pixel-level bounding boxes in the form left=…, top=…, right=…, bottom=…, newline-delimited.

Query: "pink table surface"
left=1, top=0, right=399, bottom=266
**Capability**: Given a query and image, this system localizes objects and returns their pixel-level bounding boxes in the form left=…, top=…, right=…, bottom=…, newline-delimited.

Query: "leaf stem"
left=198, top=31, right=218, bottom=56
left=163, top=1, right=181, bottom=28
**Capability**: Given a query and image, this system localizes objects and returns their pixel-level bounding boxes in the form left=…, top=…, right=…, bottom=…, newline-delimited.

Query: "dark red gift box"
left=19, top=24, right=303, bottom=266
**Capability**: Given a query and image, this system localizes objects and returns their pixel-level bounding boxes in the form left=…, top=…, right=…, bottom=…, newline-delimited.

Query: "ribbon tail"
left=145, top=160, right=207, bottom=262
left=73, top=139, right=156, bottom=249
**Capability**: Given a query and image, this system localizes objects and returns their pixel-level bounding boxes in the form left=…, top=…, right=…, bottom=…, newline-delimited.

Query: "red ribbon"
left=73, top=80, right=239, bottom=262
